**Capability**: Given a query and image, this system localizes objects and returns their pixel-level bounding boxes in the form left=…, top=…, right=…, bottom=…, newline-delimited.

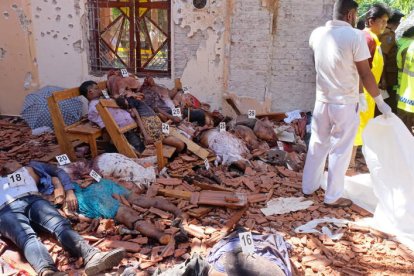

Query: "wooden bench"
left=96, top=99, right=178, bottom=169
left=47, top=81, right=107, bottom=161
left=96, top=99, right=138, bottom=158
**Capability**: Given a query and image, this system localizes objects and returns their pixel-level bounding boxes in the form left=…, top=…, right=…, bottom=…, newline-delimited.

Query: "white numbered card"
left=7, top=172, right=26, bottom=188
left=102, top=89, right=110, bottom=99
left=120, top=68, right=129, bottom=77
left=248, top=110, right=256, bottom=119
left=89, top=170, right=102, bottom=183
left=162, top=123, right=170, bottom=135
left=239, top=232, right=255, bottom=254
left=56, top=154, right=71, bottom=165
left=219, top=122, right=226, bottom=133
left=182, top=86, right=190, bottom=94
left=172, top=108, right=182, bottom=117
left=204, top=159, right=210, bottom=170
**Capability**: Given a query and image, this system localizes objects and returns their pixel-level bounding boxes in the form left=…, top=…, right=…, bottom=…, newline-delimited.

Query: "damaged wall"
left=172, top=0, right=227, bottom=110
left=174, top=0, right=334, bottom=113
left=0, top=0, right=39, bottom=116
left=30, top=0, right=100, bottom=88
left=1, top=0, right=334, bottom=116
left=229, top=0, right=334, bottom=113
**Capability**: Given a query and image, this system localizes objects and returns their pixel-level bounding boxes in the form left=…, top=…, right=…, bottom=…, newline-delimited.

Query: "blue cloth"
left=0, top=195, right=97, bottom=273
left=21, top=86, right=83, bottom=129
left=207, top=231, right=292, bottom=276
left=28, top=161, right=74, bottom=195
left=74, top=179, right=130, bottom=219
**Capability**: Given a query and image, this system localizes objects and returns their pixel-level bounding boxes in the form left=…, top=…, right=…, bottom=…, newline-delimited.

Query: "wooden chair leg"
left=89, top=136, right=99, bottom=158
left=155, top=140, right=165, bottom=171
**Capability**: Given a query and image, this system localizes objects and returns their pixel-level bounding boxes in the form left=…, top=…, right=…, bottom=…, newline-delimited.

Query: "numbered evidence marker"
left=219, top=122, right=226, bottom=133
left=162, top=123, right=170, bottom=135
left=89, top=170, right=102, bottom=183
left=248, top=110, right=256, bottom=119
left=204, top=159, right=210, bottom=170
left=172, top=107, right=182, bottom=117
left=7, top=171, right=25, bottom=188
left=182, top=86, right=190, bottom=94
left=56, top=154, right=71, bottom=166
left=239, top=232, right=255, bottom=254
left=102, top=89, right=110, bottom=99
left=120, top=68, right=129, bottom=77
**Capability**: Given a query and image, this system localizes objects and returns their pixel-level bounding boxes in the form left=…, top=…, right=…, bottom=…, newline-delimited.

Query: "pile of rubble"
left=1, top=116, right=414, bottom=275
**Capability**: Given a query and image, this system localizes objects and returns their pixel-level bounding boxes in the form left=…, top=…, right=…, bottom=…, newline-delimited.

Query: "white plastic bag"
left=363, top=114, right=414, bottom=242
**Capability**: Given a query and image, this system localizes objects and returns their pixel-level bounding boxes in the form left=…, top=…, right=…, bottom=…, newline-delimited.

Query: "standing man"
left=302, top=0, right=392, bottom=207
left=379, top=10, right=405, bottom=113
left=396, top=27, right=414, bottom=133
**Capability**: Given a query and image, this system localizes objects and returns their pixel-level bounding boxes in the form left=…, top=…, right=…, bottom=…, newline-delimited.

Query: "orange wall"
left=0, top=1, right=39, bottom=116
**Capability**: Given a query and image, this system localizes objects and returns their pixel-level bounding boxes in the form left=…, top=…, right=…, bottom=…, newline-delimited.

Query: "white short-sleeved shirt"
left=310, top=20, right=371, bottom=104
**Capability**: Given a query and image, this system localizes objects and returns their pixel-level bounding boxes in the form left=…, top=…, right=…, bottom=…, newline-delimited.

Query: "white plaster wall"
left=31, top=0, right=102, bottom=88
left=172, top=0, right=227, bottom=111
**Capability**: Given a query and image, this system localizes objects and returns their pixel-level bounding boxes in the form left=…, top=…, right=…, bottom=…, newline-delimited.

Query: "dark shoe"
left=324, top=198, right=353, bottom=208
left=84, top=248, right=125, bottom=275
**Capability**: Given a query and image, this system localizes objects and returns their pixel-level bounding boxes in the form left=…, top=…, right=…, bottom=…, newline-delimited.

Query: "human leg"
left=0, top=198, right=56, bottom=274
left=127, top=194, right=182, bottom=217
left=27, top=198, right=99, bottom=262
left=114, top=205, right=171, bottom=244
left=325, top=103, right=359, bottom=204
left=28, top=198, right=125, bottom=275
left=302, top=101, right=332, bottom=195
left=163, top=136, right=186, bottom=152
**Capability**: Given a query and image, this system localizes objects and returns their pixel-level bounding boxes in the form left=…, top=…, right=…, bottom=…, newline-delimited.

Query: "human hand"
left=65, top=190, right=78, bottom=212
left=374, top=95, right=392, bottom=117
left=359, top=93, right=368, bottom=112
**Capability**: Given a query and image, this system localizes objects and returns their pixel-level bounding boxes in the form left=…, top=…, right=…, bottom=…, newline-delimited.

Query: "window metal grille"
left=87, top=0, right=171, bottom=76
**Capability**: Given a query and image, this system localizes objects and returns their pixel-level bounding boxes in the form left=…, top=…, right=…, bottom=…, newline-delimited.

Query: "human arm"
left=28, top=161, right=75, bottom=192
left=355, top=60, right=391, bottom=115
left=156, top=108, right=181, bottom=123
left=51, top=176, right=78, bottom=211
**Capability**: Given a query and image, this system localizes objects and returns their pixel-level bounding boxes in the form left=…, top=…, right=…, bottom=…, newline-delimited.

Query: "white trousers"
left=302, top=101, right=359, bottom=203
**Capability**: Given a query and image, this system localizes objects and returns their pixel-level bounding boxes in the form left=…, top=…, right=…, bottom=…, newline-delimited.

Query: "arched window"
left=87, top=0, right=171, bottom=76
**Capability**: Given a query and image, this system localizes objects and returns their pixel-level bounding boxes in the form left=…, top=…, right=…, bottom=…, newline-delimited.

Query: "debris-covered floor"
left=1, top=117, right=414, bottom=276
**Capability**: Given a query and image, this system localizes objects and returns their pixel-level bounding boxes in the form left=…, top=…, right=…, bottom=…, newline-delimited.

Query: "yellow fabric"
left=396, top=38, right=413, bottom=96
left=397, top=40, right=414, bottom=113
left=354, top=31, right=384, bottom=146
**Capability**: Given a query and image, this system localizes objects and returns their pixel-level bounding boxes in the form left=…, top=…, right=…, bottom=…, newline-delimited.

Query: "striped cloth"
left=21, top=86, right=83, bottom=129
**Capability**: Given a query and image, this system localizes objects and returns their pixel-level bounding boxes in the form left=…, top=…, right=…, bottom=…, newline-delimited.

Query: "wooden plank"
left=170, top=128, right=210, bottom=160
left=158, top=189, right=247, bottom=208
left=96, top=101, right=138, bottom=158
left=118, top=123, right=138, bottom=134
left=224, top=97, right=242, bottom=115
left=51, top=88, right=80, bottom=102
left=155, top=140, right=165, bottom=171
left=47, top=96, right=77, bottom=161
left=158, top=188, right=192, bottom=200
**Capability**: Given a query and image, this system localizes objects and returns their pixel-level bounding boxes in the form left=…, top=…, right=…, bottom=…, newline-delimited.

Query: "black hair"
left=115, top=96, right=129, bottom=109
left=357, top=18, right=365, bottom=30
left=403, top=27, right=414, bottom=38
left=79, top=80, right=97, bottom=98
left=333, top=0, right=358, bottom=20
left=365, top=3, right=391, bottom=26
left=388, top=10, right=404, bottom=24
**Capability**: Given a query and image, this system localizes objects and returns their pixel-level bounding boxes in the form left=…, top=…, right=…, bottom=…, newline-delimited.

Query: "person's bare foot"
left=324, top=198, right=353, bottom=208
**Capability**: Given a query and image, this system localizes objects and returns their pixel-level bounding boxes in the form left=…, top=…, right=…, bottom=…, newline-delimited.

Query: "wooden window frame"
left=87, top=0, right=171, bottom=77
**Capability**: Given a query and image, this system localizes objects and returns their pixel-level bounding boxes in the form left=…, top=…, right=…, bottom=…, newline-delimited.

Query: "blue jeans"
left=0, top=195, right=98, bottom=273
